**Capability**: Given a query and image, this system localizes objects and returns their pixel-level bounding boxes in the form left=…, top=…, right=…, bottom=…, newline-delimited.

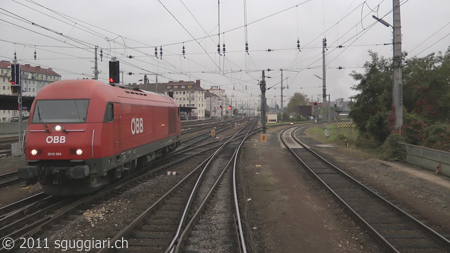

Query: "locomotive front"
left=18, top=80, right=108, bottom=195
left=19, top=99, right=96, bottom=193
left=19, top=79, right=181, bottom=195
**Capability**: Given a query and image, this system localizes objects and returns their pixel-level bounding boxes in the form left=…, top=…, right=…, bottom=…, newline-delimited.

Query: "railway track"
left=172, top=119, right=255, bottom=253
left=0, top=120, right=256, bottom=252
left=97, top=119, right=257, bottom=252
left=281, top=126, right=450, bottom=252
left=0, top=136, right=18, bottom=157
left=180, top=118, right=240, bottom=135
left=0, top=171, right=23, bottom=188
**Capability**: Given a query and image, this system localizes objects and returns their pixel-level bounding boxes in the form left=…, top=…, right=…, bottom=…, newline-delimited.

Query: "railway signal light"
left=11, top=85, right=20, bottom=95
left=10, top=63, right=20, bottom=95
left=109, top=60, right=120, bottom=84
left=228, top=105, right=232, bottom=110
left=10, top=63, right=20, bottom=85
left=219, top=105, right=222, bottom=110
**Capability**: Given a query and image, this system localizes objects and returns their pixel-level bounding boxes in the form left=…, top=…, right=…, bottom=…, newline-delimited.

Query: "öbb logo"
left=46, top=136, right=66, bottom=143
left=131, top=118, right=144, bottom=134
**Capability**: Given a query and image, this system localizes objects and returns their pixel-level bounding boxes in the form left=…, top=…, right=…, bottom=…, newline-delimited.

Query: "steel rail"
left=171, top=119, right=258, bottom=253
left=281, top=126, right=450, bottom=252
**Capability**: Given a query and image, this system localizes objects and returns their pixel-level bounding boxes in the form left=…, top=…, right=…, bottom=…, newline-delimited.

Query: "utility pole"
left=10, top=59, right=23, bottom=155
left=372, top=1, right=403, bottom=133
left=15, top=60, right=23, bottom=155
left=155, top=74, right=158, bottom=93
left=328, top=94, right=331, bottom=122
left=393, top=0, right=403, bottom=132
left=260, top=71, right=267, bottom=134
left=93, top=46, right=99, bottom=80
left=322, top=38, right=327, bottom=129
left=143, top=74, right=148, bottom=85
left=280, top=69, right=284, bottom=119
left=188, top=86, right=192, bottom=107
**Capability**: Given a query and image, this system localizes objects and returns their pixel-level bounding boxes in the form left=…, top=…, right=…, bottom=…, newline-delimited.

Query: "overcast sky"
left=1, top=0, right=449, bottom=107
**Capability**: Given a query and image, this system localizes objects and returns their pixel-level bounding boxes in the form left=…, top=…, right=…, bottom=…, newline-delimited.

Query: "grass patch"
left=305, top=122, right=358, bottom=147
left=267, top=120, right=309, bottom=127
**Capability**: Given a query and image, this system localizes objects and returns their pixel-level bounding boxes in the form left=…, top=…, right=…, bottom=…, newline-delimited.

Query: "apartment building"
left=0, top=60, right=61, bottom=122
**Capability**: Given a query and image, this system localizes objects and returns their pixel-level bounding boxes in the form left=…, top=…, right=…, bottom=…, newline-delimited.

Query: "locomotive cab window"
left=32, top=99, right=89, bottom=123
left=104, top=103, right=114, bottom=122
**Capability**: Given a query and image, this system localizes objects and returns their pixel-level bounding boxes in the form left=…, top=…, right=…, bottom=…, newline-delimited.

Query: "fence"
left=399, top=143, right=450, bottom=177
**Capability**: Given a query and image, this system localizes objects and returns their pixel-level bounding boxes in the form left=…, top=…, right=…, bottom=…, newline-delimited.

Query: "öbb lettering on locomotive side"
left=130, top=118, right=144, bottom=135
left=18, top=79, right=181, bottom=196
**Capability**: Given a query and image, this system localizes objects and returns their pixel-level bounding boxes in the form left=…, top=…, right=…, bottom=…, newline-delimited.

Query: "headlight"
left=55, top=125, right=62, bottom=131
left=76, top=149, right=83, bottom=155
left=31, top=149, right=38, bottom=155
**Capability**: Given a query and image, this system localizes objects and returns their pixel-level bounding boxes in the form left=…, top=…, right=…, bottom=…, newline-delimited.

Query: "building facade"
left=206, top=86, right=227, bottom=118
left=205, top=91, right=221, bottom=118
left=132, top=80, right=207, bottom=120
left=131, top=81, right=232, bottom=120
left=0, top=60, right=61, bottom=122
left=164, top=80, right=205, bottom=120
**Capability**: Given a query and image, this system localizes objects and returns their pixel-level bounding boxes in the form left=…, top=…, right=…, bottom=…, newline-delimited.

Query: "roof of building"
left=0, top=60, right=61, bottom=77
left=205, top=91, right=220, bottom=98
left=131, top=80, right=205, bottom=93
left=209, top=86, right=225, bottom=91
left=165, top=80, right=204, bottom=91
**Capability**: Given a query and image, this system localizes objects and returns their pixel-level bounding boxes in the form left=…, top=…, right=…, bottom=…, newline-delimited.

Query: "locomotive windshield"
left=32, top=99, right=89, bottom=123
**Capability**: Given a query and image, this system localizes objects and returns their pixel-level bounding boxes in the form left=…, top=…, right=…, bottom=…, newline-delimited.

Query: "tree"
left=349, top=51, right=392, bottom=144
left=402, top=51, right=450, bottom=123
left=286, top=92, right=308, bottom=113
left=349, top=47, right=450, bottom=148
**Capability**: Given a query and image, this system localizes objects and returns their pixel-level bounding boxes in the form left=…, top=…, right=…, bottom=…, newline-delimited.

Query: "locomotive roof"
left=36, top=79, right=177, bottom=106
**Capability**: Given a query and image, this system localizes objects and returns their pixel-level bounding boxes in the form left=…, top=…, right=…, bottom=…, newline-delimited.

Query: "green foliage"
left=355, top=131, right=379, bottom=150
left=403, top=50, right=450, bottom=123
left=365, top=110, right=391, bottom=145
left=380, top=133, right=406, bottom=161
left=287, top=93, right=308, bottom=113
left=423, top=123, right=450, bottom=151
left=403, top=113, right=426, bottom=145
left=306, top=124, right=358, bottom=145
left=293, top=114, right=305, bottom=121
left=349, top=51, right=392, bottom=137
left=350, top=47, right=450, bottom=150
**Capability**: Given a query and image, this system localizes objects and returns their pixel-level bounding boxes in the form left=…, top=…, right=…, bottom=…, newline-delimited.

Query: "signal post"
left=260, top=71, right=267, bottom=142
left=10, top=60, right=23, bottom=156
left=109, top=57, right=120, bottom=84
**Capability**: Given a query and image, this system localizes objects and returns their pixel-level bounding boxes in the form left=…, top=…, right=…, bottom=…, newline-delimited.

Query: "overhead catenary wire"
left=157, top=0, right=222, bottom=74
left=409, top=20, right=450, bottom=56
left=1, top=0, right=445, bottom=101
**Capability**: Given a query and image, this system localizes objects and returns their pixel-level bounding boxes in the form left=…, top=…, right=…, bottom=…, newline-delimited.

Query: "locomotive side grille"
left=168, top=108, right=177, bottom=134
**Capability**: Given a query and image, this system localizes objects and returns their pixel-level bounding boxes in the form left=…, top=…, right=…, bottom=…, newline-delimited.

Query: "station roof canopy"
left=179, top=106, right=197, bottom=113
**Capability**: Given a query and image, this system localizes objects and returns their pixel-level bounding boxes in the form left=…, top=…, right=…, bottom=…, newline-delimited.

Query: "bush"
left=403, top=113, right=426, bottom=145
left=380, top=133, right=406, bottom=161
left=355, top=132, right=379, bottom=150
left=365, top=110, right=391, bottom=145
left=423, top=123, right=450, bottom=151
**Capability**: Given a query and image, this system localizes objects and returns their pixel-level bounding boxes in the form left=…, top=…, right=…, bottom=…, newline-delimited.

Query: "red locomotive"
left=18, top=79, right=181, bottom=195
